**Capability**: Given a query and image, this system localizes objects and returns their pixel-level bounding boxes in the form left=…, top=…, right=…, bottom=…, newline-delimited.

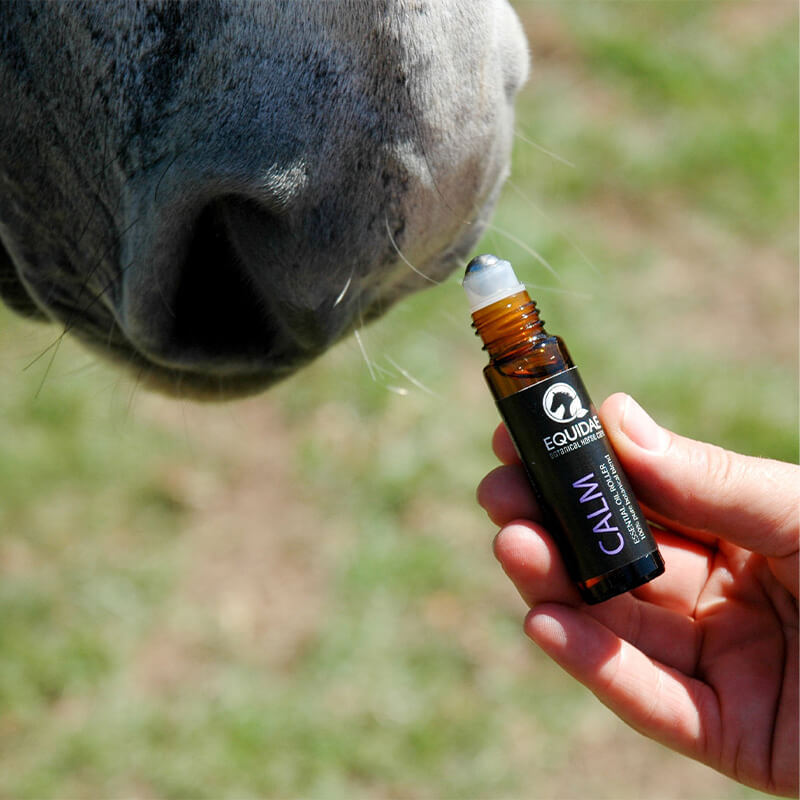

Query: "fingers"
left=482, top=416, right=716, bottom=616
left=480, top=423, right=540, bottom=525
left=491, top=422, right=519, bottom=465
left=477, top=464, right=541, bottom=526
left=600, top=393, right=799, bottom=553
left=493, top=522, right=581, bottom=607
left=600, top=394, right=799, bottom=592
left=525, top=603, right=717, bottom=762
left=495, top=523, right=706, bottom=673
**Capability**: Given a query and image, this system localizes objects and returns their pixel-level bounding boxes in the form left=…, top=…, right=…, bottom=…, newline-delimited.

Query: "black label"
left=496, top=367, right=656, bottom=583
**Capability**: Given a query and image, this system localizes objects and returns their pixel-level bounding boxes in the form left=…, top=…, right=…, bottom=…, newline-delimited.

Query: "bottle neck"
left=471, top=290, right=549, bottom=362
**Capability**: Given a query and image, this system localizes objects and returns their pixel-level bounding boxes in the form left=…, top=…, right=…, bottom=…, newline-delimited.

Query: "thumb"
left=600, top=394, right=798, bottom=588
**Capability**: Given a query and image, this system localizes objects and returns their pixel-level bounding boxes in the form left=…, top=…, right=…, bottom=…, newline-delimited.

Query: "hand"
left=478, top=393, right=798, bottom=796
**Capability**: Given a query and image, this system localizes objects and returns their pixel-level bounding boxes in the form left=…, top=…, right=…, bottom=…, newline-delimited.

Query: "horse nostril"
left=169, top=202, right=277, bottom=364
left=123, top=200, right=281, bottom=372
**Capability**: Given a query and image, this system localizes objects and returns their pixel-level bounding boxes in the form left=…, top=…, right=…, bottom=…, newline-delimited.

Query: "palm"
left=582, top=529, right=798, bottom=795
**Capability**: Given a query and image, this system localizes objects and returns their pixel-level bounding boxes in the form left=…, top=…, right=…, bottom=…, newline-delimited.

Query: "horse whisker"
left=32, top=332, right=63, bottom=400
left=334, top=272, right=353, bottom=308
left=385, top=215, right=441, bottom=285
left=514, top=128, right=575, bottom=169
left=485, top=222, right=560, bottom=279
left=505, top=179, right=597, bottom=273
left=384, top=354, right=437, bottom=397
left=353, top=327, right=376, bottom=382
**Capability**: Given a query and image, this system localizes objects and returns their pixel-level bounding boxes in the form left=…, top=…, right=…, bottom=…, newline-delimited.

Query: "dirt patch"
left=576, top=190, right=798, bottom=364
left=517, top=5, right=580, bottom=65
left=132, top=394, right=339, bottom=693
left=714, top=0, right=798, bottom=44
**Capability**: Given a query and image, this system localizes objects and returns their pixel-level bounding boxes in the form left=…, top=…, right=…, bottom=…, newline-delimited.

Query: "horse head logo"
left=542, top=382, right=589, bottom=424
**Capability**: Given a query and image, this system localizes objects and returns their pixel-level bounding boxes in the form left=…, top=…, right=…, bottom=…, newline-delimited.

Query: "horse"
left=0, top=0, right=528, bottom=398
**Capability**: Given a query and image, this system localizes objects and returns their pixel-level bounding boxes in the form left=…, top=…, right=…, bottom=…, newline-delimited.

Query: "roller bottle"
left=464, top=254, right=664, bottom=604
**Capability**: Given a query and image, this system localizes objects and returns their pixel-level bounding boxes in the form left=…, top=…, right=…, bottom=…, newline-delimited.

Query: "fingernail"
left=621, top=396, right=669, bottom=453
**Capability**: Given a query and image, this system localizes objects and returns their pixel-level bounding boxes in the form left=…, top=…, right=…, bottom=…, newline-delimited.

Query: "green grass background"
left=0, top=3, right=797, bottom=798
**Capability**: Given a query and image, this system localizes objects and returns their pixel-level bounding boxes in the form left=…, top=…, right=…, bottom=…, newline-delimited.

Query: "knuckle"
left=698, top=442, right=739, bottom=489
left=685, top=442, right=742, bottom=533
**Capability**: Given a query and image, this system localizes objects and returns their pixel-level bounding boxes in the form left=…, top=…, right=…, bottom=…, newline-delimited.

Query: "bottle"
left=463, top=253, right=664, bottom=604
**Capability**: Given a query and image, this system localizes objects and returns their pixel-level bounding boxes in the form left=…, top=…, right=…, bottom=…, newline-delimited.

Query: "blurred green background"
left=0, top=2, right=796, bottom=798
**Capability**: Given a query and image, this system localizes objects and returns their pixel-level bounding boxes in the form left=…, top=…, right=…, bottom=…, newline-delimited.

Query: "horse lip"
left=73, top=326, right=303, bottom=400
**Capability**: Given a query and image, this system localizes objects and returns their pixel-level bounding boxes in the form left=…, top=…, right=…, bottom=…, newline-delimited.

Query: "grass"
left=0, top=3, right=797, bottom=798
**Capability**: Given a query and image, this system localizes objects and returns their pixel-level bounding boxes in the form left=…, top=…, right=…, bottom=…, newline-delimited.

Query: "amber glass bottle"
left=464, top=254, right=664, bottom=604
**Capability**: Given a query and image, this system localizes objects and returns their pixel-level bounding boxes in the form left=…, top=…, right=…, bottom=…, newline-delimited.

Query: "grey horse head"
left=0, top=1, right=528, bottom=398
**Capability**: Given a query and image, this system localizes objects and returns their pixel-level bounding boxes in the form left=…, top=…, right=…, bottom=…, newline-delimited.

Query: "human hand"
left=478, top=393, right=798, bottom=796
